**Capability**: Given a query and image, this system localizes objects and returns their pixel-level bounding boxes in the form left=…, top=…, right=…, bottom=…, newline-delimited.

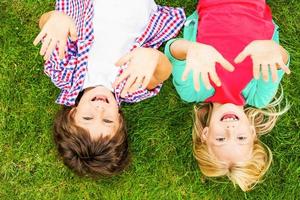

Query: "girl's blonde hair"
left=193, top=91, right=289, bottom=191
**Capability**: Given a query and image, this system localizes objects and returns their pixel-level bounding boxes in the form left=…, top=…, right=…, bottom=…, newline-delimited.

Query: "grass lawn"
left=0, top=0, right=299, bottom=199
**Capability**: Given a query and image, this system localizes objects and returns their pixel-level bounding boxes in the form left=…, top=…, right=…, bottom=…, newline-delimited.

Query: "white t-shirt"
left=83, top=0, right=157, bottom=90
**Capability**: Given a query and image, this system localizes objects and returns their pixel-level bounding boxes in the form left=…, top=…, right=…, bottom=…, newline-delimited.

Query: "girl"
left=165, top=0, right=290, bottom=191
left=34, top=0, right=185, bottom=177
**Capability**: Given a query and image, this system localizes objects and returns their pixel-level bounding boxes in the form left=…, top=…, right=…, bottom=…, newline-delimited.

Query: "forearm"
left=39, top=11, right=55, bottom=29
left=147, top=51, right=172, bottom=89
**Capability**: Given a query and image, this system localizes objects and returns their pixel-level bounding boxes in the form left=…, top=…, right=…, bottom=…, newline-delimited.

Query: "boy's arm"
left=38, top=11, right=55, bottom=29
left=168, top=39, right=191, bottom=60
left=147, top=51, right=172, bottom=89
left=113, top=48, right=172, bottom=97
left=33, top=10, right=77, bottom=60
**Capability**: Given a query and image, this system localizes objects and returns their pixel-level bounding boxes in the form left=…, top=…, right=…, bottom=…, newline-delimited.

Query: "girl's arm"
left=241, top=42, right=290, bottom=108
left=279, top=45, right=289, bottom=65
left=168, top=39, right=234, bottom=91
left=235, top=40, right=290, bottom=81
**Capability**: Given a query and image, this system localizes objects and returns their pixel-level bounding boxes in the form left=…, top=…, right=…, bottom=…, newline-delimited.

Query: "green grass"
left=0, top=0, right=299, bottom=199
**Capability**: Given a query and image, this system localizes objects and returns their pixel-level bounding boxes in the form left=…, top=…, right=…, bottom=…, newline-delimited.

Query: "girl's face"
left=73, top=86, right=120, bottom=140
left=202, top=103, right=256, bottom=166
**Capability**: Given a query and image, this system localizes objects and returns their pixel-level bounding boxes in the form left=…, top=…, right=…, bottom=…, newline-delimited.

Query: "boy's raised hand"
left=113, top=48, right=160, bottom=97
left=33, top=11, right=77, bottom=60
left=235, top=40, right=291, bottom=82
left=183, top=42, right=234, bottom=91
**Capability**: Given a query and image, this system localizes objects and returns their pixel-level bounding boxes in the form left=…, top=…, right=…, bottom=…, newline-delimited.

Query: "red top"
left=196, top=0, right=275, bottom=105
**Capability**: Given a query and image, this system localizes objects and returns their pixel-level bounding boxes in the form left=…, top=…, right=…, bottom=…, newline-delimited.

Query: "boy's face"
left=73, top=86, right=120, bottom=139
left=202, top=103, right=256, bottom=166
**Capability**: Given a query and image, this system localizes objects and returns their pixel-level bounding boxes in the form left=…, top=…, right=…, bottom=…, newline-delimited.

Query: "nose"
left=92, top=100, right=104, bottom=109
left=95, top=104, right=104, bottom=111
left=226, top=124, right=235, bottom=129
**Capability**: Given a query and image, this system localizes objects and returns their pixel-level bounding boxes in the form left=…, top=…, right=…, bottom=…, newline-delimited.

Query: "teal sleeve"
left=164, top=39, right=215, bottom=103
left=242, top=23, right=289, bottom=108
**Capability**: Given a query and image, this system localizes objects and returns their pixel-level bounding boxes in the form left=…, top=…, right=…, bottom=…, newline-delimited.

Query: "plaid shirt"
left=44, top=0, right=186, bottom=106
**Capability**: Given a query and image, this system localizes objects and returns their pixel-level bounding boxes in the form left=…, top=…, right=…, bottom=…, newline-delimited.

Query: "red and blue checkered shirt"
left=44, top=0, right=186, bottom=106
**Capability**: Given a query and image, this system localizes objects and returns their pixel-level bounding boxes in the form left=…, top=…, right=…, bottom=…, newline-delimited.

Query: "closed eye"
left=103, top=119, right=113, bottom=123
left=83, top=117, right=93, bottom=120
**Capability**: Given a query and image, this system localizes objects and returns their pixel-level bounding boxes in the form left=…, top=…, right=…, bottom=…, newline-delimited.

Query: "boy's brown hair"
left=53, top=106, right=130, bottom=177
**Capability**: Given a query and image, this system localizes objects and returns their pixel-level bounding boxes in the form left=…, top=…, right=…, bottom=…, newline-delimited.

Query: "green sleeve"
left=242, top=23, right=289, bottom=108
left=164, top=38, right=215, bottom=103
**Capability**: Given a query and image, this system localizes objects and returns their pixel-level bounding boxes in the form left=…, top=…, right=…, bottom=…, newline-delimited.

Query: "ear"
left=250, top=125, right=258, bottom=140
left=201, top=127, right=209, bottom=142
left=69, top=107, right=76, bottom=117
left=70, top=107, right=76, bottom=113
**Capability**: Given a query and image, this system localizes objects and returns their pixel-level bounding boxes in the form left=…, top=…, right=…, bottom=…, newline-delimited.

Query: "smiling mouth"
left=221, top=113, right=239, bottom=122
left=91, top=95, right=109, bottom=104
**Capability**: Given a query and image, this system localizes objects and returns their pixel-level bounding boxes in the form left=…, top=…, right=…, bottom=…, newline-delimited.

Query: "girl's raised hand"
left=234, top=40, right=291, bottom=82
left=113, top=48, right=160, bottom=97
left=183, top=42, right=234, bottom=91
left=33, top=11, right=77, bottom=60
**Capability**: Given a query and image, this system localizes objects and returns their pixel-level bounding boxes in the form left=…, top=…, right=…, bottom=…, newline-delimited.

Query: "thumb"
left=234, top=47, right=250, bottom=64
left=219, top=56, right=235, bottom=72
left=69, top=23, right=78, bottom=41
left=115, top=52, right=133, bottom=67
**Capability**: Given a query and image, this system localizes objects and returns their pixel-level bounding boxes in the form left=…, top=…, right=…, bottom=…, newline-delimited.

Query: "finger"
left=69, top=23, right=78, bottom=41
left=253, top=61, right=260, bottom=80
left=270, top=64, right=278, bottom=82
left=218, top=56, right=235, bottom=72
left=141, top=76, right=151, bottom=90
left=129, top=76, right=144, bottom=93
left=113, top=70, right=131, bottom=88
left=115, top=52, right=133, bottom=67
left=40, top=36, right=51, bottom=56
left=234, top=47, right=250, bottom=64
left=192, top=71, right=200, bottom=91
left=202, top=72, right=212, bottom=90
left=121, top=76, right=137, bottom=97
left=277, top=61, right=291, bottom=74
left=58, top=39, right=66, bottom=60
left=182, top=67, right=191, bottom=81
left=209, top=70, right=221, bottom=87
left=33, top=30, right=46, bottom=46
left=44, top=39, right=58, bottom=60
left=261, top=64, right=269, bottom=82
